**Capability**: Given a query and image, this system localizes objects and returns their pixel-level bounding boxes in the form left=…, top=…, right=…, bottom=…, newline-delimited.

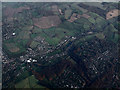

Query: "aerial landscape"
left=2, top=2, right=120, bottom=89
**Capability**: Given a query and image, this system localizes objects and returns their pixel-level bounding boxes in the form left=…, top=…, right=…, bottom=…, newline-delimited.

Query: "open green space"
left=3, top=39, right=26, bottom=57
left=31, top=26, right=76, bottom=45
left=15, top=75, right=45, bottom=89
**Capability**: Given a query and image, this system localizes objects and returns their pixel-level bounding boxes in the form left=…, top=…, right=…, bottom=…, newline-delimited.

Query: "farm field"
left=3, top=2, right=117, bottom=55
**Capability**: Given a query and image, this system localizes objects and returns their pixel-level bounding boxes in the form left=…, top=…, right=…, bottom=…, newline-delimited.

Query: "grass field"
left=88, top=17, right=96, bottom=24
left=64, top=9, right=72, bottom=19
left=3, top=25, right=33, bottom=55
left=3, top=39, right=26, bottom=56
left=32, top=26, right=43, bottom=34
left=4, top=24, right=77, bottom=53
left=82, top=2, right=106, bottom=10
left=71, top=3, right=87, bottom=13
left=31, top=27, right=76, bottom=45
left=5, top=43, right=20, bottom=53
left=17, top=30, right=30, bottom=40
left=15, top=75, right=45, bottom=89
left=30, top=41, right=39, bottom=49
left=95, top=33, right=105, bottom=39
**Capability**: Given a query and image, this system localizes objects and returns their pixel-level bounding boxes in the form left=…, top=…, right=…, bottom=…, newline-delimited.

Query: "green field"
left=95, top=33, right=105, bottom=39
left=3, top=39, right=26, bottom=56
left=31, top=26, right=76, bottom=45
left=3, top=6, right=118, bottom=56
left=15, top=75, right=45, bottom=89
left=30, top=41, right=39, bottom=49
left=64, top=9, right=72, bottom=19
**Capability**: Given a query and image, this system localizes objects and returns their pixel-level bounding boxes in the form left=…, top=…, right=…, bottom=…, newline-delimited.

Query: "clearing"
left=106, top=9, right=120, bottom=20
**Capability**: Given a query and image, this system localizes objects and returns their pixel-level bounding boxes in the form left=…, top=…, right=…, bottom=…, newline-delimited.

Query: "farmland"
left=2, top=2, right=120, bottom=89
left=3, top=2, right=113, bottom=55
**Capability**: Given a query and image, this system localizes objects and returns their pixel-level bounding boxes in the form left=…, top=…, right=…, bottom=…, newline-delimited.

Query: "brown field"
left=68, top=13, right=90, bottom=22
left=82, top=14, right=90, bottom=19
left=68, top=13, right=78, bottom=22
left=51, top=5, right=58, bottom=12
left=106, top=9, right=120, bottom=20
left=6, top=43, right=20, bottom=52
left=33, top=15, right=61, bottom=29
left=3, top=6, right=30, bottom=21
